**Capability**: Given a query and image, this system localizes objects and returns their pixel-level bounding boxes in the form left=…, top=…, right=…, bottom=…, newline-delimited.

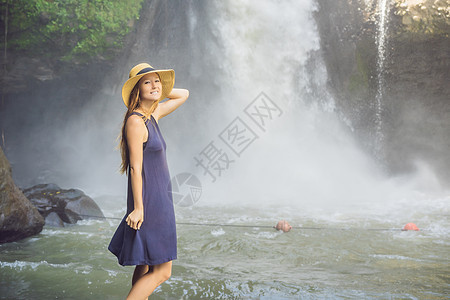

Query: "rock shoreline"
left=1, top=147, right=105, bottom=243
left=23, top=183, right=105, bottom=228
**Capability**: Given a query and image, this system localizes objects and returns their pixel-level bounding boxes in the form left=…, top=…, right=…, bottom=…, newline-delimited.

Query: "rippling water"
left=1, top=194, right=449, bottom=299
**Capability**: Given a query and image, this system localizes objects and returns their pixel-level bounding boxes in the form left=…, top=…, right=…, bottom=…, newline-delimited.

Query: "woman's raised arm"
left=154, top=88, right=189, bottom=120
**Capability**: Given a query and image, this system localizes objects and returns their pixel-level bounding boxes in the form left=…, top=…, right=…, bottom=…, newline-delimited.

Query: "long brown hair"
left=119, top=79, right=159, bottom=174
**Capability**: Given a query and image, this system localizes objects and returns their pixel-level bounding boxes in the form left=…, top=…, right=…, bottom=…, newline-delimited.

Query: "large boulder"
left=0, top=147, right=45, bottom=243
left=23, top=184, right=105, bottom=227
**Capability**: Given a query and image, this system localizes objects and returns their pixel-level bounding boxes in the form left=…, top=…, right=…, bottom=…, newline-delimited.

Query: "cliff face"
left=315, top=0, right=450, bottom=183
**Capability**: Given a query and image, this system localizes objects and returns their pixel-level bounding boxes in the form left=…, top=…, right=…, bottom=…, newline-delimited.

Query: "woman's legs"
left=132, top=265, right=150, bottom=286
left=127, top=261, right=172, bottom=300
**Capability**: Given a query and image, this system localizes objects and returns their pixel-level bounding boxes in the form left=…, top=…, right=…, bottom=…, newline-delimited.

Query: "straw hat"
left=121, top=63, right=175, bottom=107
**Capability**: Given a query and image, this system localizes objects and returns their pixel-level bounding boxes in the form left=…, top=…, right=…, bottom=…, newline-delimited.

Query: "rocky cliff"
left=315, top=0, right=450, bottom=183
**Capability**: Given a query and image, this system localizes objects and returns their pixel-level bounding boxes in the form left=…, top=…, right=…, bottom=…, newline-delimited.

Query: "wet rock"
left=393, top=0, right=449, bottom=35
left=0, top=148, right=45, bottom=243
left=23, top=183, right=105, bottom=227
left=44, top=211, right=65, bottom=227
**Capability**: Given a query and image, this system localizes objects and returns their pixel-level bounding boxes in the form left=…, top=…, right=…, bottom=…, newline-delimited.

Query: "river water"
left=0, top=194, right=449, bottom=299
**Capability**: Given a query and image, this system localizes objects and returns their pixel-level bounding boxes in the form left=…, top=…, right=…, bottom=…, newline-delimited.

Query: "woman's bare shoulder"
left=126, top=114, right=146, bottom=130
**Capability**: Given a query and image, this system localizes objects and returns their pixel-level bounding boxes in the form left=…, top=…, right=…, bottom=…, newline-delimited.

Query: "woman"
left=108, top=62, right=189, bottom=299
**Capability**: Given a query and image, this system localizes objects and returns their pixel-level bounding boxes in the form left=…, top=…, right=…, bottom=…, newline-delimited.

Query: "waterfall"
left=374, top=0, right=391, bottom=161
left=188, top=0, right=394, bottom=210
left=45, top=0, right=417, bottom=211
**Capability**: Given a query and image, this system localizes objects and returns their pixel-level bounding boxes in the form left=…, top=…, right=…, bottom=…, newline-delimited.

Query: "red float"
left=402, top=223, right=419, bottom=231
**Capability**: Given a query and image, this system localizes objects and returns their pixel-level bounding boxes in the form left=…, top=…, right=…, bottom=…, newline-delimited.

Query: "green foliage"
left=0, top=0, right=145, bottom=62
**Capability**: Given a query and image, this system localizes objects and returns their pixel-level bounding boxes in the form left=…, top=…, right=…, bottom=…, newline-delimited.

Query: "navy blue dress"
left=109, top=112, right=177, bottom=266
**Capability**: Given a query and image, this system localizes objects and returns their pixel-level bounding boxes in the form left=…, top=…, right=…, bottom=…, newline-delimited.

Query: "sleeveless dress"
left=108, top=112, right=177, bottom=266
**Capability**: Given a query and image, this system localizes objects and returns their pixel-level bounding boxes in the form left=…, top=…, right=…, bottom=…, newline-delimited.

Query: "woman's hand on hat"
left=126, top=208, right=144, bottom=230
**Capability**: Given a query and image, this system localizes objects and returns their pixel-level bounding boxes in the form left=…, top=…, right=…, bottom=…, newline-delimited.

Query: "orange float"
left=402, top=223, right=419, bottom=231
